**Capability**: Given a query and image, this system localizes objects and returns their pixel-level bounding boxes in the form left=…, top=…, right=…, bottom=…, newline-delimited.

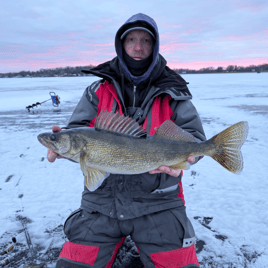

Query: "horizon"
left=1, top=0, right=268, bottom=73
left=1, top=62, right=267, bottom=75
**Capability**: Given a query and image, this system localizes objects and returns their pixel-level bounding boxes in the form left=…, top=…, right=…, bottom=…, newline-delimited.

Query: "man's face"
left=123, top=30, right=153, bottom=61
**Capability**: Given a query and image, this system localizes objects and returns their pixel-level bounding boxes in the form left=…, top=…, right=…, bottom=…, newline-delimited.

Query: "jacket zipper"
left=133, top=85, right=137, bottom=107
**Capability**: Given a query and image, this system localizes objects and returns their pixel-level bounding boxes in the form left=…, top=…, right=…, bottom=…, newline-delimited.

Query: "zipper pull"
left=133, top=85, right=137, bottom=107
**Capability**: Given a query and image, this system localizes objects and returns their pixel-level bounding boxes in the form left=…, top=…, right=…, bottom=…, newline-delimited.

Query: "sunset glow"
left=1, top=0, right=268, bottom=73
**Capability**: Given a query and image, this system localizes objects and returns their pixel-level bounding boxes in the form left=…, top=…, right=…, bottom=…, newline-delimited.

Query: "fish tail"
left=207, top=121, right=248, bottom=174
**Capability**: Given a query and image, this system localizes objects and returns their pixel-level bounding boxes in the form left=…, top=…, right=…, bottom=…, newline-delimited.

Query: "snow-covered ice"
left=0, top=73, right=267, bottom=267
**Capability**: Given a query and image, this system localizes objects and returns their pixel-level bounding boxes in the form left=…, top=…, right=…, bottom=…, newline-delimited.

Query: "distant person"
left=48, top=13, right=206, bottom=268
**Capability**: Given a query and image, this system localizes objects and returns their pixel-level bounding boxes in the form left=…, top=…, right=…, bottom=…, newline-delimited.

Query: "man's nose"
left=133, top=41, right=143, bottom=51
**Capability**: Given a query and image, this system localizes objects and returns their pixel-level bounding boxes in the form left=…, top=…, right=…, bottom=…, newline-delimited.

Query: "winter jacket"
left=65, top=13, right=206, bottom=220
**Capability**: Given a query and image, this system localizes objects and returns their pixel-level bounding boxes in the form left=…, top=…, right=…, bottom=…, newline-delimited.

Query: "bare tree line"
left=1, top=63, right=267, bottom=78
left=173, top=64, right=268, bottom=74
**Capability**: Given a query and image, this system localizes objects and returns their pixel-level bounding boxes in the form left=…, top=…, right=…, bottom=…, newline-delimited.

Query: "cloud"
left=1, top=0, right=268, bottom=72
left=160, top=42, right=203, bottom=54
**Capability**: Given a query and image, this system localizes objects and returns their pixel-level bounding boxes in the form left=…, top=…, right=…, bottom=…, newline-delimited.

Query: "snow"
left=0, top=73, right=267, bottom=267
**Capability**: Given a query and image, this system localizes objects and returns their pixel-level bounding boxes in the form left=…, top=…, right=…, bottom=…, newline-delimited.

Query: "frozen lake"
left=0, top=73, right=268, bottom=267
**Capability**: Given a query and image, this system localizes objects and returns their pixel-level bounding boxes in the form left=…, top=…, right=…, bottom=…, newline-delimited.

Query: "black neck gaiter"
left=123, top=49, right=153, bottom=77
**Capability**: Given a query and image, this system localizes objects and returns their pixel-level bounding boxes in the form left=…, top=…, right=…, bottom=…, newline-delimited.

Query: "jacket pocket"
left=169, top=207, right=196, bottom=248
left=150, top=173, right=181, bottom=195
left=64, top=208, right=101, bottom=242
left=63, top=208, right=82, bottom=239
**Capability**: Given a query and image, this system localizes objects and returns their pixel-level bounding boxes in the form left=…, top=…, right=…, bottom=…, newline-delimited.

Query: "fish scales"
left=74, top=130, right=178, bottom=174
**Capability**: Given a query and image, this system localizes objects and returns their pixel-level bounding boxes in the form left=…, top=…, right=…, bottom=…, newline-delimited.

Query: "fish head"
left=37, top=131, right=72, bottom=156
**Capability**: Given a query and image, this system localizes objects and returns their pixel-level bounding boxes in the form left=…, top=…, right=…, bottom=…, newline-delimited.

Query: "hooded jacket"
left=66, top=13, right=206, bottom=220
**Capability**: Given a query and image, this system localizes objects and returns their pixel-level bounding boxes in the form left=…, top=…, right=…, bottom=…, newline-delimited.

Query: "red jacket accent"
left=89, top=81, right=185, bottom=205
left=89, top=81, right=123, bottom=127
left=142, top=94, right=173, bottom=135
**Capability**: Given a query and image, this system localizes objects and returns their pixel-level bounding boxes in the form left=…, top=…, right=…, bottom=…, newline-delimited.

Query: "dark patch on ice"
left=44, top=224, right=64, bottom=237
left=18, top=194, right=24, bottom=198
left=194, top=216, right=215, bottom=231
left=196, top=239, right=206, bottom=254
left=230, top=105, right=268, bottom=116
left=0, top=108, right=73, bottom=131
left=244, top=93, right=268, bottom=98
left=240, top=245, right=262, bottom=264
left=20, top=153, right=25, bottom=157
left=201, top=93, right=268, bottom=101
left=201, top=117, right=215, bottom=125
left=5, top=174, right=14, bottom=182
left=214, top=234, right=227, bottom=241
left=198, top=256, right=236, bottom=268
left=191, top=170, right=197, bottom=176
left=41, top=157, right=45, bottom=161
left=53, top=109, right=62, bottom=113
left=0, top=242, right=50, bottom=268
left=16, top=215, right=33, bottom=225
left=201, top=97, right=229, bottom=100
left=203, top=217, right=213, bottom=225
left=16, top=176, right=22, bottom=186
left=191, top=170, right=199, bottom=180
left=194, top=216, right=213, bottom=225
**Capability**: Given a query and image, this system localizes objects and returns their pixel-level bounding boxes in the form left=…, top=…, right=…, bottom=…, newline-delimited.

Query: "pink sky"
left=166, top=58, right=268, bottom=70
left=1, top=0, right=268, bottom=73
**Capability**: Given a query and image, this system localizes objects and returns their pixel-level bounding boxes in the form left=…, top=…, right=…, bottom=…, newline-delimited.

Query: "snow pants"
left=56, top=207, right=200, bottom=268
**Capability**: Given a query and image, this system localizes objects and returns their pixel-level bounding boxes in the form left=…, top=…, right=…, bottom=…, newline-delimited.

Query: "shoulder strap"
left=112, top=98, right=118, bottom=113
left=170, top=99, right=177, bottom=113
left=146, top=105, right=153, bottom=136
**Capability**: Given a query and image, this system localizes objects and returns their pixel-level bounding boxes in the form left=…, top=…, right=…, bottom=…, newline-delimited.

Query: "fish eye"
left=50, top=134, right=57, bottom=141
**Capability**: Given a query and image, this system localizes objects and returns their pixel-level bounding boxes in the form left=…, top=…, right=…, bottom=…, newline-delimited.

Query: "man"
left=49, top=13, right=206, bottom=268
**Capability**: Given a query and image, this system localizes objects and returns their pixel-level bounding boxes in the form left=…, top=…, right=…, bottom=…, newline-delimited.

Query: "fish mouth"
left=37, top=134, right=57, bottom=152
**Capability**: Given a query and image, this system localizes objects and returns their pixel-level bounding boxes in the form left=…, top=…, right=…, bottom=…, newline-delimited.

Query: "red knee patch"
left=151, top=244, right=199, bottom=268
left=59, top=241, right=99, bottom=266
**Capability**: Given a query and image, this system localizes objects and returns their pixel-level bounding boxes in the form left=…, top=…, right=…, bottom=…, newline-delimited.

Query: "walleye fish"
left=38, top=110, right=248, bottom=191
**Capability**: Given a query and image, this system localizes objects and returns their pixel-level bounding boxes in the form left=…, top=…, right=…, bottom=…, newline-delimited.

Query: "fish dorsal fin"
left=154, top=120, right=200, bottom=142
left=95, top=110, right=146, bottom=138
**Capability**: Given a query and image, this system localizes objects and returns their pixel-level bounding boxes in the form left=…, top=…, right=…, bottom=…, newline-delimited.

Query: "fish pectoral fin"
left=80, top=151, right=110, bottom=191
left=171, top=161, right=191, bottom=170
left=84, top=168, right=110, bottom=192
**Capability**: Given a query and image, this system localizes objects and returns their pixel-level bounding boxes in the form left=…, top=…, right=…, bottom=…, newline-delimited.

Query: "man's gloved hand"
left=149, top=156, right=195, bottom=177
left=47, top=125, right=63, bottom=162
